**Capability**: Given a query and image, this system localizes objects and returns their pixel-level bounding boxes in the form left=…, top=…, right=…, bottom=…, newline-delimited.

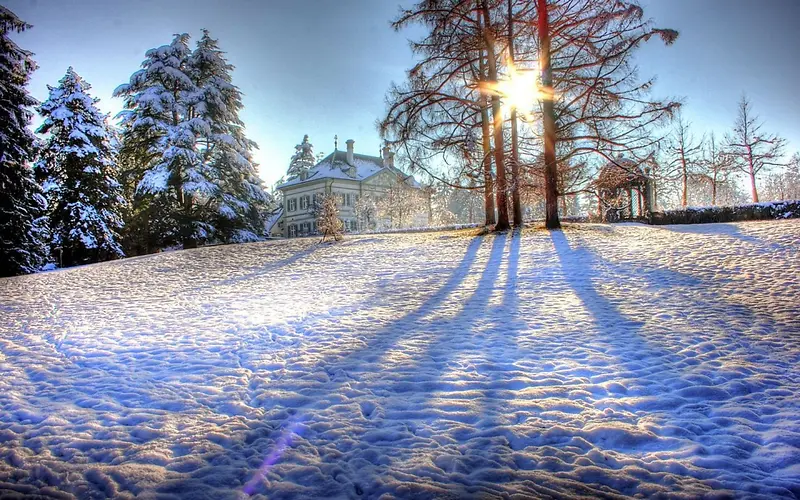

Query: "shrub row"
left=648, top=200, right=800, bottom=225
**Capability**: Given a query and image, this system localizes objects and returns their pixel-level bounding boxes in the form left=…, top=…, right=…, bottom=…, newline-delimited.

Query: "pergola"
left=592, top=157, right=652, bottom=222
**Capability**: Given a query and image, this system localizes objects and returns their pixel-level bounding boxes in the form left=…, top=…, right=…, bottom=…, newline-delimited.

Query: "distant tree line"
left=0, top=6, right=275, bottom=277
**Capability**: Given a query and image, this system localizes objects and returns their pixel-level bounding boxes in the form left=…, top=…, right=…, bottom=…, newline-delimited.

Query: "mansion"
left=272, top=139, right=426, bottom=238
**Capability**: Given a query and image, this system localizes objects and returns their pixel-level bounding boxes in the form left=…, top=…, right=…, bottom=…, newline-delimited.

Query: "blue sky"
left=6, top=0, right=799, bottom=186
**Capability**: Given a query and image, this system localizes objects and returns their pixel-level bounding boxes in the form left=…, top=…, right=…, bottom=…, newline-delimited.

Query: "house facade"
left=274, top=139, right=425, bottom=238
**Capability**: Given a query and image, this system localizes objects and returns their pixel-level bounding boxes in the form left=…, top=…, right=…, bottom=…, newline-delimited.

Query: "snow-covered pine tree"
left=287, top=134, right=316, bottom=179
left=188, top=29, right=272, bottom=243
left=115, top=33, right=210, bottom=249
left=318, top=193, right=343, bottom=242
left=0, top=7, right=49, bottom=277
left=35, top=68, right=125, bottom=267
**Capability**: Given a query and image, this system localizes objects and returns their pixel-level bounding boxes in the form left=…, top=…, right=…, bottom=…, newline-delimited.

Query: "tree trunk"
left=711, top=176, right=717, bottom=206
left=508, top=0, right=522, bottom=227
left=597, top=195, right=603, bottom=222
left=478, top=46, right=496, bottom=226
left=481, top=0, right=510, bottom=231
left=537, top=0, right=560, bottom=229
left=681, top=154, right=688, bottom=207
left=747, top=146, right=759, bottom=202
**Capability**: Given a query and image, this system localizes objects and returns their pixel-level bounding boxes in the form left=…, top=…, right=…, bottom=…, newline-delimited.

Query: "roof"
left=276, top=150, right=421, bottom=190
left=265, top=208, right=283, bottom=233
left=593, top=157, right=649, bottom=191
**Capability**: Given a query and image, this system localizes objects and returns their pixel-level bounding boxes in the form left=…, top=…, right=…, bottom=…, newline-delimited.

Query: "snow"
left=1, top=220, right=799, bottom=498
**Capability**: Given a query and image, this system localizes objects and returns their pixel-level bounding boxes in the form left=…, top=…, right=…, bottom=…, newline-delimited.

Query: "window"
left=287, top=198, right=297, bottom=212
left=300, top=195, right=310, bottom=210
left=344, top=193, right=354, bottom=207
left=302, top=222, right=311, bottom=234
left=312, top=221, right=317, bottom=233
left=288, top=224, right=297, bottom=238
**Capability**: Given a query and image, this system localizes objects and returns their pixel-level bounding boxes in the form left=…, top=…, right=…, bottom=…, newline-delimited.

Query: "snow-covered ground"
left=1, top=220, right=799, bottom=499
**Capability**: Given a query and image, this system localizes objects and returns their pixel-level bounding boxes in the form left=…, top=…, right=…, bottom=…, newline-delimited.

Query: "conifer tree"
left=287, top=134, right=316, bottom=179
left=116, top=31, right=271, bottom=249
left=188, top=29, right=272, bottom=243
left=0, top=7, right=48, bottom=276
left=36, top=68, right=125, bottom=266
left=115, top=33, right=208, bottom=249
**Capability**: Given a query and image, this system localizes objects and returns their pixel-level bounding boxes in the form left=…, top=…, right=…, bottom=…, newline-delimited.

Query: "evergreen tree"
left=35, top=68, right=125, bottom=267
left=116, top=31, right=271, bottom=250
left=115, top=33, right=208, bottom=249
left=188, top=29, right=272, bottom=243
left=0, top=7, right=48, bottom=277
left=287, top=134, right=315, bottom=179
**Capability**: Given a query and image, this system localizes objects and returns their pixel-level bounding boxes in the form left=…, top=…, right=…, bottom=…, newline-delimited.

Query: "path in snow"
left=0, top=221, right=799, bottom=499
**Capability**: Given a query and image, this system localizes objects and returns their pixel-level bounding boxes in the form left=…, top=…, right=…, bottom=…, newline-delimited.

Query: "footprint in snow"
left=359, top=401, right=378, bottom=419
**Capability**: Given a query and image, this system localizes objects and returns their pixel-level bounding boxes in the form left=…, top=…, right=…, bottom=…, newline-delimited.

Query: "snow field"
left=0, top=220, right=799, bottom=498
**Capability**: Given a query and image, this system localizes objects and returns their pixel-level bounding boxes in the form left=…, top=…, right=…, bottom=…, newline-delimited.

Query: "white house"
left=274, top=139, right=425, bottom=238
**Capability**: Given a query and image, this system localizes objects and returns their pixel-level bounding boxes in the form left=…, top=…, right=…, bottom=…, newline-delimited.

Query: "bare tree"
left=376, top=179, right=426, bottom=229
left=698, top=132, right=733, bottom=206
left=384, top=0, right=678, bottom=230
left=725, top=95, right=786, bottom=203
left=318, top=194, right=342, bottom=242
left=763, top=153, right=800, bottom=202
left=479, top=0, right=511, bottom=230
left=537, top=0, right=559, bottom=228
left=538, top=0, right=680, bottom=223
left=354, top=194, right=377, bottom=231
left=382, top=1, right=496, bottom=227
left=507, top=0, right=523, bottom=226
left=665, top=114, right=703, bottom=207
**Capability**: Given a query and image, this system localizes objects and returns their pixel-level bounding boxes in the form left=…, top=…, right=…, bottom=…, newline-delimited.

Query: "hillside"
left=1, top=221, right=799, bottom=499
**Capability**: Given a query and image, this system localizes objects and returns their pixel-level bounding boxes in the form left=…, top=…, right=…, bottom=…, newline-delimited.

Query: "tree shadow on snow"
left=546, top=230, right=797, bottom=486
left=657, top=222, right=782, bottom=251
left=160, top=236, right=489, bottom=498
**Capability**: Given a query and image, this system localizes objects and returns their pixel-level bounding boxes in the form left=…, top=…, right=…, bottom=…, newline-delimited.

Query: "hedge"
left=648, top=200, right=800, bottom=225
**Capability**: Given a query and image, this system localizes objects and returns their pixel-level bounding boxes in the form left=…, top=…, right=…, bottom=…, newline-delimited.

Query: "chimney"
left=346, top=139, right=355, bottom=165
left=382, top=144, right=392, bottom=168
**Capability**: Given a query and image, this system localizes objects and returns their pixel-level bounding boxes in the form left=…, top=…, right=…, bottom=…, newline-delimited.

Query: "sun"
left=479, top=55, right=548, bottom=120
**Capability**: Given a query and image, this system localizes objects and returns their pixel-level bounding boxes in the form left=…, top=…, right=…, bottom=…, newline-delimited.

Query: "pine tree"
left=35, top=68, right=125, bottom=267
left=287, top=134, right=315, bottom=179
left=0, top=7, right=48, bottom=277
left=188, top=29, right=272, bottom=243
left=116, top=31, right=272, bottom=250
left=115, top=33, right=208, bottom=249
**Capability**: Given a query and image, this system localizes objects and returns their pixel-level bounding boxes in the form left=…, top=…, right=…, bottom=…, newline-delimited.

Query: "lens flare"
left=241, top=414, right=307, bottom=496
left=478, top=52, right=551, bottom=121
